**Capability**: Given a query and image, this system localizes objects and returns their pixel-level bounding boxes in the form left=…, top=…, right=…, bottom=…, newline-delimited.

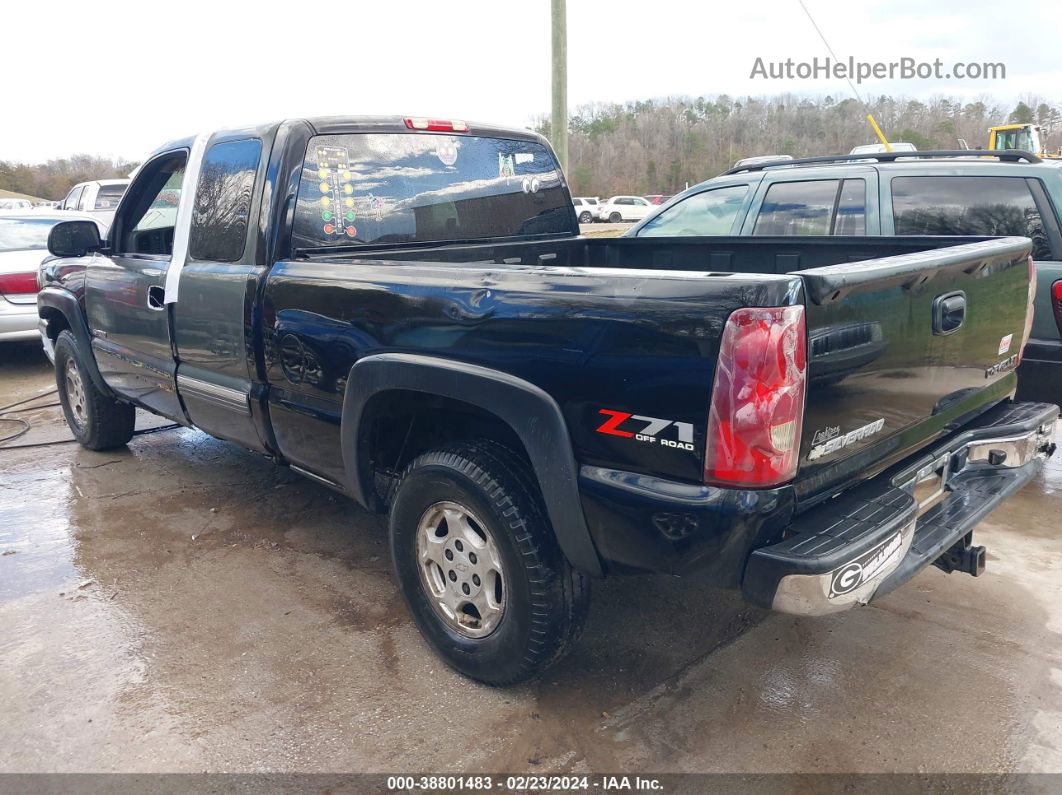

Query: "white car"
left=598, top=196, right=654, bottom=223
left=0, top=198, right=34, bottom=210
left=572, top=197, right=600, bottom=224
left=0, top=211, right=105, bottom=343
left=59, top=179, right=130, bottom=227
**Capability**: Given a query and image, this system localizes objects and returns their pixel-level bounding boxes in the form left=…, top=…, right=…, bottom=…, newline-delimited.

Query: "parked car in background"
left=572, top=196, right=599, bottom=224
left=0, top=199, right=34, bottom=210
left=644, top=194, right=674, bottom=205
left=629, top=149, right=1062, bottom=404
left=59, top=179, right=130, bottom=228
left=0, top=211, right=104, bottom=342
left=598, top=195, right=653, bottom=223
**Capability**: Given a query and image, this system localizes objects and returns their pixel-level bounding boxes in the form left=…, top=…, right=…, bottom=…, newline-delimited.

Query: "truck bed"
left=273, top=234, right=1031, bottom=513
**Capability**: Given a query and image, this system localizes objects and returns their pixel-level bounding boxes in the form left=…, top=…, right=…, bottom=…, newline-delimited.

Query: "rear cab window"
left=291, top=133, right=570, bottom=252
left=94, top=184, right=127, bottom=210
left=889, top=175, right=1055, bottom=260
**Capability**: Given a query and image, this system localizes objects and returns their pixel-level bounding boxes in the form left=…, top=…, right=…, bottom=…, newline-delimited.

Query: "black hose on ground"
left=0, top=386, right=179, bottom=450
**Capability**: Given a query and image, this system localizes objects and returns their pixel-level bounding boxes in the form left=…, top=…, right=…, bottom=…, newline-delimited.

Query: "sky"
left=4, top=0, right=1062, bottom=163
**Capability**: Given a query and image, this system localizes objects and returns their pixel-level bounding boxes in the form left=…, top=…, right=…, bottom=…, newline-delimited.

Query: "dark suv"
left=630, top=151, right=1062, bottom=404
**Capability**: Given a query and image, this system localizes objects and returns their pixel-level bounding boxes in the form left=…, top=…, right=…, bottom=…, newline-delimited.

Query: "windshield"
left=0, top=217, right=62, bottom=252
left=292, top=132, right=570, bottom=251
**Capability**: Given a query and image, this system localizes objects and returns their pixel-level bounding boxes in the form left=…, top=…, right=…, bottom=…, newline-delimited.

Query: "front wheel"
left=54, top=330, right=135, bottom=450
left=389, top=440, right=589, bottom=685
left=608, top=212, right=622, bottom=223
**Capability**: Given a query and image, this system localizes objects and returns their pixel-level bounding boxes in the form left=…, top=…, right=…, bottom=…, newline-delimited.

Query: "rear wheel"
left=608, top=211, right=622, bottom=223
left=578, top=211, right=593, bottom=224
left=389, top=440, right=590, bottom=685
left=54, top=330, right=135, bottom=450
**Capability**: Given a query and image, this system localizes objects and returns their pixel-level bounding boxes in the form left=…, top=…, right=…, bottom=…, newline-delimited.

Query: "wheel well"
left=360, top=390, right=531, bottom=504
left=39, top=307, right=71, bottom=340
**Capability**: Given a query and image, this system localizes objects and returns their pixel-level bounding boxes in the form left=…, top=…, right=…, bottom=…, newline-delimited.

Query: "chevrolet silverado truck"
left=37, top=117, right=1058, bottom=685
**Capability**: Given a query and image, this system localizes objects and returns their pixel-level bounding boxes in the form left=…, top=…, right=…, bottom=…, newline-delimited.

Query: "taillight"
left=404, top=118, right=469, bottom=132
left=0, top=272, right=38, bottom=296
left=1052, top=279, right=1062, bottom=337
left=704, top=305, right=807, bottom=488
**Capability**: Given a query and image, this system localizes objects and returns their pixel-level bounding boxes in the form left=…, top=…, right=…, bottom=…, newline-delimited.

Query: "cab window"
left=115, top=152, right=188, bottom=257
left=190, top=138, right=262, bottom=263
left=891, top=176, right=1051, bottom=259
left=63, top=186, right=84, bottom=211
left=637, top=185, right=749, bottom=237
left=753, top=179, right=867, bottom=236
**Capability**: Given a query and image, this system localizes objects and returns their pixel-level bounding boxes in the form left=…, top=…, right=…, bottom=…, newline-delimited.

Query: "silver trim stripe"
left=176, top=374, right=250, bottom=416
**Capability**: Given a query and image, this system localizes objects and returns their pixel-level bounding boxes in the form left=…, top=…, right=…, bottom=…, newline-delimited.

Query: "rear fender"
left=340, top=353, right=604, bottom=577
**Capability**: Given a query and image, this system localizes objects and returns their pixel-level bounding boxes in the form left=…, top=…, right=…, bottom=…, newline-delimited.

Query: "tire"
left=608, top=212, right=622, bottom=223
left=54, top=330, right=135, bottom=450
left=389, top=440, right=590, bottom=685
left=578, top=211, right=593, bottom=224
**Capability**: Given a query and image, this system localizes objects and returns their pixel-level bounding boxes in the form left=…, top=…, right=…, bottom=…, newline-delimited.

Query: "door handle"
left=932, top=290, right=965, bottom=335
left=147, top=285, right=166, bottom=311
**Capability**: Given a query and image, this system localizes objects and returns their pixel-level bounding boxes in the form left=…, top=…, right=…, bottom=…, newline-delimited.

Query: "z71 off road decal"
left=596, top=409, right=695, bottom=451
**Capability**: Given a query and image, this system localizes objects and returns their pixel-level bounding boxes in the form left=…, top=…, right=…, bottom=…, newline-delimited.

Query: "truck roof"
left=147, top=116, right=544, bottom=161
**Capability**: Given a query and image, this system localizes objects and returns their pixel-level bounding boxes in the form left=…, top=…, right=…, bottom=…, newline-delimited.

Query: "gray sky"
left=5, top=0, right=1061, bottom=163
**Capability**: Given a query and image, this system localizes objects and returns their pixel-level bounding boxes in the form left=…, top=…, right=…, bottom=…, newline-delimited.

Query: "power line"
left=797, top=0, right=865, bottom=105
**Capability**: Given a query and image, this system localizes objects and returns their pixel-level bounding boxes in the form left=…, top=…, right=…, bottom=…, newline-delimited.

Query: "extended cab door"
left=170, top=134, right=270, bottom=453
left=85, top=149, right=188, bottom=420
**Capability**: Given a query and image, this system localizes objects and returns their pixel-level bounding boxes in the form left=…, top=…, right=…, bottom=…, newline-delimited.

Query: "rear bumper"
left=742, top=400, right=1059, bottom=615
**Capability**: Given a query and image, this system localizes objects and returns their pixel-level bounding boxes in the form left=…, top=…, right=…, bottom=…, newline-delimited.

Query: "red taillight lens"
left=704, top=305, right=807, bottom=488
left=1052, top=279, right=1062, bottom=337
left=0, top=272, right=38, bottom=296
left=404, top=118, right=469, bottom=132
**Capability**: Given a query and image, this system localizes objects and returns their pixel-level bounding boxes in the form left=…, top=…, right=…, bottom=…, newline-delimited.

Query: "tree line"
left=536, top=94, right=1062, bottom=197
left=0, top=155, right=137, bottom=201
left=4, top=93, right=1060, bottom=202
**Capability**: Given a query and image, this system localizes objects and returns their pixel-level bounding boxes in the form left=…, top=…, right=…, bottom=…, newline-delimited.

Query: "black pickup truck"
left=37, top=116, right=1058, bottom=685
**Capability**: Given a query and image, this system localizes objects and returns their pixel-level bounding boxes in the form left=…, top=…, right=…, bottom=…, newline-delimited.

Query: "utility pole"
left=551, top=0, right=568, bottom=173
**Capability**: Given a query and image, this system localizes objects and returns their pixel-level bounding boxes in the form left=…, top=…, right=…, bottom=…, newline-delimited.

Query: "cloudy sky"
left=5, top=0, right=1061, bottom=163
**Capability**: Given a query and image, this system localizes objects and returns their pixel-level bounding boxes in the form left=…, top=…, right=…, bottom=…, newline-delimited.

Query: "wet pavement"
left=1, top=339, right=1061, bottom=774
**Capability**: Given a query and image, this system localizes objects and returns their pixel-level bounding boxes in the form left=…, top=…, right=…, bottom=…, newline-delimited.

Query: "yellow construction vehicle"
left=987, top=123, right=1062, bottom=158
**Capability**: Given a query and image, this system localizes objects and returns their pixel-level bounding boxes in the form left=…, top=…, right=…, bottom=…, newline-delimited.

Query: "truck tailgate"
left=794, top=237, right=1033, bottom=500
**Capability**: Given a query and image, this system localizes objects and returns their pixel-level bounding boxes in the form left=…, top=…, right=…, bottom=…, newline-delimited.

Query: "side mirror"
left=48, top=220, right=103, bottom=258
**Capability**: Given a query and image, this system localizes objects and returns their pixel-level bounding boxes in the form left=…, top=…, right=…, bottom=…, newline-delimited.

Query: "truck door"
left=170, top=135, right=269, bottom=453
left=85, top=149, right=188, bottom=420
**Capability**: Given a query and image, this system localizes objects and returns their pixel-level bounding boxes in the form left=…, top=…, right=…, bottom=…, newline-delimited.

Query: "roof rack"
left=722, top=149, right=1042, bottom=175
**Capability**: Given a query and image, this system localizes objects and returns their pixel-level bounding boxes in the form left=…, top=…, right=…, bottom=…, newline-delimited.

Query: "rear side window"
left=892, top=176, right=1051, bottom=259
left=291, top=133, right=569, bottom=251
left=754, top=179, right=866, bottom=236
left=190, top=138, right=262, bottom=262
left=94, top=184, right=127, bottom=210
left=637, top=185, right=749, bottom=237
